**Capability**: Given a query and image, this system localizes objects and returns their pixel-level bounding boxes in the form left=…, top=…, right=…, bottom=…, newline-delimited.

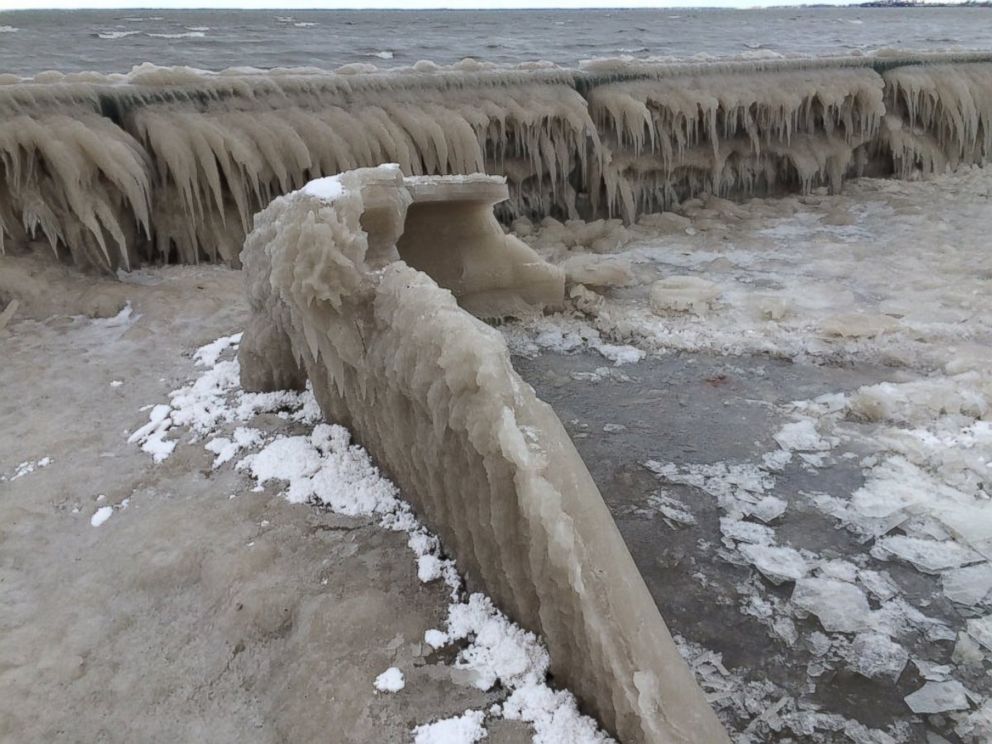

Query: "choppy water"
left=1, top=7, right=991, bottom=76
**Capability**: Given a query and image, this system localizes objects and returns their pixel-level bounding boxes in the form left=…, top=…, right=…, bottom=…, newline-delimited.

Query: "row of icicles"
left=0, top=63, right=990, bottom=272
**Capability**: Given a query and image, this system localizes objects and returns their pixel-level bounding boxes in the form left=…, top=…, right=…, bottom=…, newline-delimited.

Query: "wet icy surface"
left=506, top=167, right=992, bottom=742
left=515, top=351, right=961, bottom=741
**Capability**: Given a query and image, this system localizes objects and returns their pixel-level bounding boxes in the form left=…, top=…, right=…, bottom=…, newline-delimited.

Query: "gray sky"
left=0, top=0, right=873, bottom=10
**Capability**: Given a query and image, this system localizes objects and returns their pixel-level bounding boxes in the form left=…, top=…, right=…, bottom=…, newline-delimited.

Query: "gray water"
left=1, top=7, right=991, bottom=76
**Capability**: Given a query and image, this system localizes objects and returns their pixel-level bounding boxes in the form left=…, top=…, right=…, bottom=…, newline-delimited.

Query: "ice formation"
left=126, top=331, right=615, bottom=742
left=2, top=55, right=992, bottom=270
left=236, top=165, right=728, bottom=743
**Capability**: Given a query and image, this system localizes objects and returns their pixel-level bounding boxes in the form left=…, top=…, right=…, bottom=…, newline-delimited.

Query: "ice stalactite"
left=585, top=68, right=885, bottom=219
left=123, top=82, right=595, bottom=263
left=882, top=63, right=992, bottom=178
left=0, top=110, right=150, bottom=271
left=1, top=58, right=992, bottom=270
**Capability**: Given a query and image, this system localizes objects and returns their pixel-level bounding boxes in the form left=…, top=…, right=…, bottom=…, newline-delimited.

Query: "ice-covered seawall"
left=2, top=53, right=992, bottom=271
left=237, top=164, right=730, bottom=744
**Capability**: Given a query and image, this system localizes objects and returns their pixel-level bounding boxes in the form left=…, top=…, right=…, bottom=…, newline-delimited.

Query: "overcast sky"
left=0, top=0, right=878, bottom=10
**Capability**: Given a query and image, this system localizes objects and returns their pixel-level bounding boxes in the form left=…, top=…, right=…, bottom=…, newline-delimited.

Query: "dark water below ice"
left=1, top=7, right=992, bottom=76
left=514, top=349, right=973, bottom=742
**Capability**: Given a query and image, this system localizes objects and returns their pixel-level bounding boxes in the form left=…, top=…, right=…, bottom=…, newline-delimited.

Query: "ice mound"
left=650, top=277, right=721, bottom=314
left=237, top=165, right=728, bottom=744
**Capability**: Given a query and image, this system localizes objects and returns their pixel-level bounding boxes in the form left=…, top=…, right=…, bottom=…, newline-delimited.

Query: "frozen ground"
left=2, top=165, right=991, bottom=743
left=506, top=166, right=992, bottom=742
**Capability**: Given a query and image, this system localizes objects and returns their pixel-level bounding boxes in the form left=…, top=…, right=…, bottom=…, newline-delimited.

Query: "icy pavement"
left=507, top=167, right=992, bottom=743
left=129, top=333, right=612, bottom=744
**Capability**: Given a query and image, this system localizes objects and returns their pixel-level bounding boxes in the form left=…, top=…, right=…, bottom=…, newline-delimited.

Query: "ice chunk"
left=941, top=562, right=992, bottom=606
left=773, top=617, right=799, bottom=646
left=645, top=492, right=696, bottom=526
left=965, top=615, right=992, bottom=651
left=808, top=632, right=832, bottom=657
left=848, top=633, right=908, bottom=681
left=720, top=517, right=775, bottom=545
left=857, top=569, right=899, bottom=602
left=952, top=632, right=986, bottom=668
left=774, top=420, right=830, bottom=452
left=740, top=544, right=809, bottom=585
left=559, top=255, right=633, bottom=288
left=761, top=450, right=793, bottom=472
left=904, top=680, right=970, bottom=714
left=820, top=313, right=899, bottom=338
left=912, top=659, right=952, bottom=682
left=818, top=559, right=859, bottom=583
left=954, top=699, right=992, bottom=741
left=745, top=496, right=788, bottom=524
left=871, top=535, right=983, bottom=574
left=791, top=578, right=872, bottom=633
left=649, top=277, right=720, bottom=314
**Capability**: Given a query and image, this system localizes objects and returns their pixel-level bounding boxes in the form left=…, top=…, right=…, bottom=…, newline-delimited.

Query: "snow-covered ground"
left=506, top=166, right=992, bottom=742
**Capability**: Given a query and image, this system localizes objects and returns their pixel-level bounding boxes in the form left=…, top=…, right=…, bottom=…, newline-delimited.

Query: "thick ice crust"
left=238, top=166, right=729, bottom=743
left=3, top=57, right=992, bottom=270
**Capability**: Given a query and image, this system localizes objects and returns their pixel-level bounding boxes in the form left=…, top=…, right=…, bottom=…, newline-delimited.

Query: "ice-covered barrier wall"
left=237, top=164, right=729, bottom=744
left=1, top=53, right=992, bottom=271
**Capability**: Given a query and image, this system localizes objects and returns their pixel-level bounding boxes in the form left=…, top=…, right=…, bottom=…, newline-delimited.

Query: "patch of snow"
left=374, top=667, right=405, bottom=693
left=90, top=506, right=113, bottom=527
left=301, top=176, right=344, bottom=202
left=205, top=427, right=264, bottom=469
left=412, top=710, right=487, bottom=744
left=193, top=332, right=242, bottom=368
left=424, top=629, right=448, bottom=649
left=128, top=333, right=315, bottom=462
left=8, top=456, right=52, bottom=481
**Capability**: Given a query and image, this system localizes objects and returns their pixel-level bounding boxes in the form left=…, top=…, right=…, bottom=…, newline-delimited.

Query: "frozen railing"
left=238, top=165, right=730, bottom=744
left=2, top=52, right=992, bottom=271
